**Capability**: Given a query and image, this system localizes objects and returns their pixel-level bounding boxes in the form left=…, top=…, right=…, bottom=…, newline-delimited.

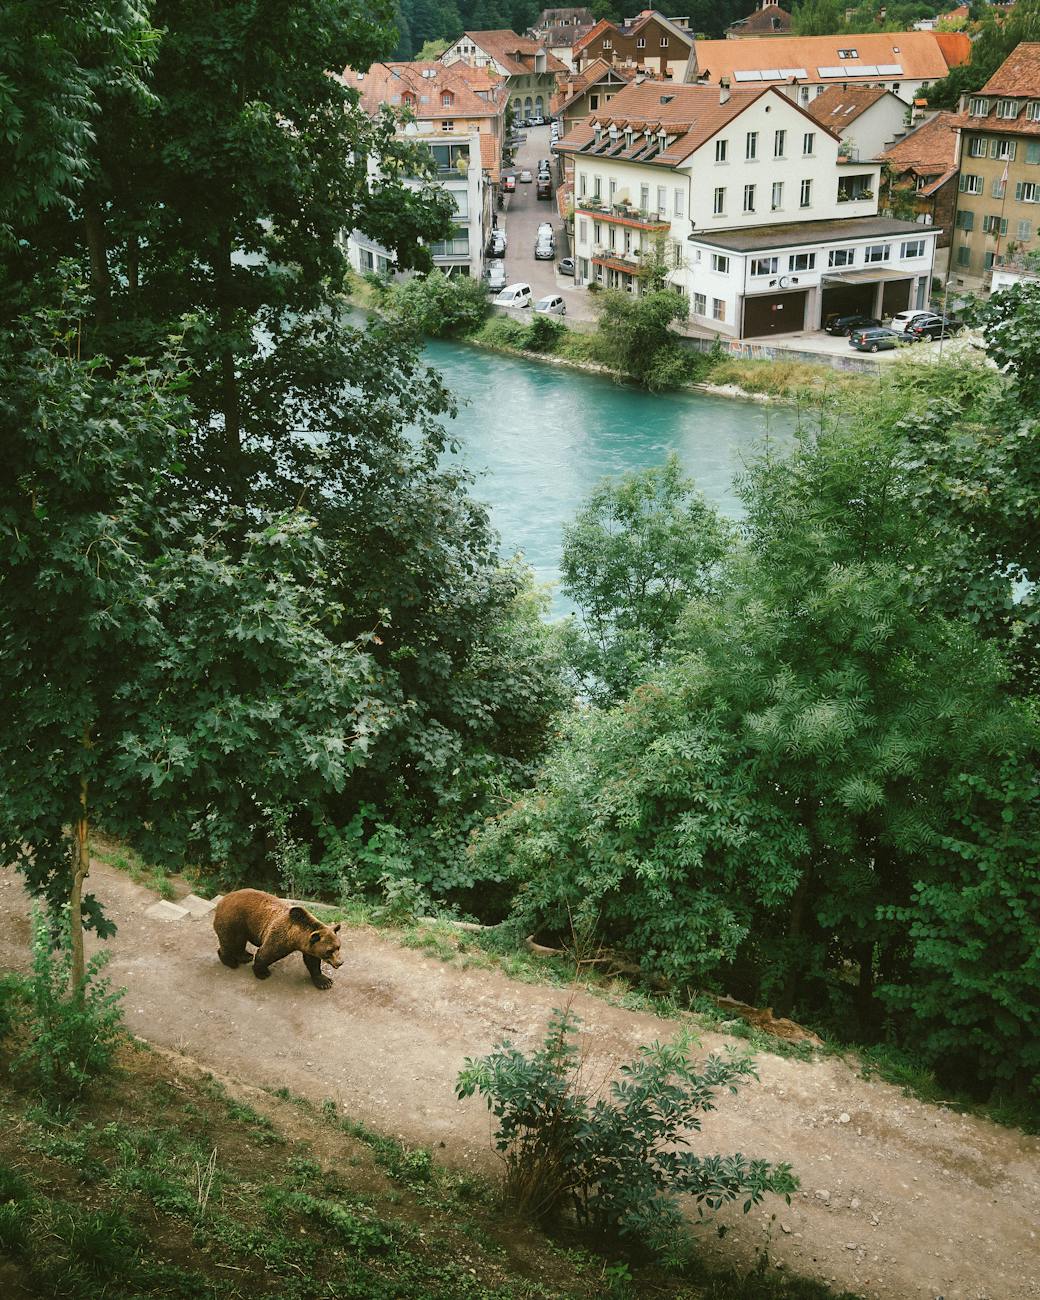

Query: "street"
left=497, top=125, right=593, bottom=320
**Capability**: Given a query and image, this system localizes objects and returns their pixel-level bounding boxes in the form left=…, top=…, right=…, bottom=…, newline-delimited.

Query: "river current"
left=425, top=338, right=803, bottom=617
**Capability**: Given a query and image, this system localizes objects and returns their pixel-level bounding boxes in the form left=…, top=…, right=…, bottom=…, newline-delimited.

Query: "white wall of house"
left=817, top=95, right=909, bottom=161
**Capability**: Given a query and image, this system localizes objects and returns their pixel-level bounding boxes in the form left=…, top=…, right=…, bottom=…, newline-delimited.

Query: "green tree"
left=561, top=456, right=732, bottom=702
left=790, top=0, right=845, bottom=36
left=388, top=269, right=490, bottom=336
left=925, top=0, right=1040, bottom=110
left=415, top=37, right=450, bottom=59
left=592, top=288, right=691, bottom=390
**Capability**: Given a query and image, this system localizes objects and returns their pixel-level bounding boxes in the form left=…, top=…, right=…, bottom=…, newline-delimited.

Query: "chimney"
left=719, top=77, right=731, bottom=105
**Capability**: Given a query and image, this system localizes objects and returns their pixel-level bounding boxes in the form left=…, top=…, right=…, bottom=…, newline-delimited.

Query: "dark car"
left=907, top=314, right=963, bottom=341
left=849, top=326, right=909, bottom=353
left=825, top=312, right=882, bottom=336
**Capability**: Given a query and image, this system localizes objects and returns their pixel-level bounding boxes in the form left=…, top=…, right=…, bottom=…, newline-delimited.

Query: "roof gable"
left=691, top=30, right=963, bottom=86
left=979, top=42, right=1040, bottom=97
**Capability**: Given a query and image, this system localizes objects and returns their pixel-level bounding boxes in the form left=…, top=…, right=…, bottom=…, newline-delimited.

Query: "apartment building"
left=572, top=11, right=694, bottom=79
left=557, top=79, right=939, bottom=337
left=879, top=111, right=959, bottom=259
left=687, top=30, right=970, bottom=106
left=529, top=7, right=595, bottom=70
left=550, top=59, right=638, bottom=136
left=338, top=61, right=505, bottom=279
left=946, top=43, right=1040, bottom=287
left=441, top=31, right=568, bottom=122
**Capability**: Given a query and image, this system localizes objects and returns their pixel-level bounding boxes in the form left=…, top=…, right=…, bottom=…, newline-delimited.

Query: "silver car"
left=534, top=294, right=566, bottom=315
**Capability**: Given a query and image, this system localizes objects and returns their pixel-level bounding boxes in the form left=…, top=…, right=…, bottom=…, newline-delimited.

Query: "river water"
left=426, top=338, right=804, bottom=616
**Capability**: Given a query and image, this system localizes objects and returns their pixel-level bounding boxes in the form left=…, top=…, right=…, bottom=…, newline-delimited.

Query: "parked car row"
left=826, top=309, right=964, bottom=344
left=490, top=281, right=566, bottom=314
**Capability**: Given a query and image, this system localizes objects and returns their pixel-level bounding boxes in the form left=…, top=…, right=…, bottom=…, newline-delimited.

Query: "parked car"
left=890, top=309, right=933, bottom=333
left=907, top=313, right=963, bottom=341
left=534, top=239, right=555, bottom=260
left=503, top=174, right=516, bottom=193
left=519, top=169, right=533, bottom=183
left=537, top=222, right=554, bottom=240
left=849, top=326, right=910, bottom=352
left=558, top=256, right=575, bottom=276
left=534, top=294, right=566, bottom=316
left=536, top=169, right=551, bottom=183
left=488, top=230, right=507, bottom=257
left=530, top=114, right=545, bottom=126
left=537, top=158, right=551, bottom=172
left=536, top=179, right=552, bottom=199
left=485, top=262, right=507, bottom=293
left=824, top=312, right=881, bottom=336
left=494, top=282, right=532, bottom=308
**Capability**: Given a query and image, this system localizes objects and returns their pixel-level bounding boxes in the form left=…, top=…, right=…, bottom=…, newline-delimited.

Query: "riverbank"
left=343, top=275, right=874, bottom=408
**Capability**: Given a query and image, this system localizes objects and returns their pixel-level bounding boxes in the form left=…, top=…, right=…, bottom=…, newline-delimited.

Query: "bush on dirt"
left=456, top=1008, right=797, bottom=1255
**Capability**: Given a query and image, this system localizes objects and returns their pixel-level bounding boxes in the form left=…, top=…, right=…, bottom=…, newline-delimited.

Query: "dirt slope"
left=0, top=862, right=1036, bottom=1300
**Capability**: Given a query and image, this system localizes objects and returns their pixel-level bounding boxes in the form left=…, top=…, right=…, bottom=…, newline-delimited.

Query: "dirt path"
left=1, top=863, right=1036, bottom=1300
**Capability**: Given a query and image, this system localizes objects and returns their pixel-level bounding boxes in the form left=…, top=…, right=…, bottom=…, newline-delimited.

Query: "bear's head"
left=291, top=908, right=344, bottom=968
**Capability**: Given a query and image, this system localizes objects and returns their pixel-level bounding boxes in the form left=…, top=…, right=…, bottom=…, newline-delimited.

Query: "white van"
left=494, top=282, right=532, bottom=308
left=485, top=263, right=507, bottom=293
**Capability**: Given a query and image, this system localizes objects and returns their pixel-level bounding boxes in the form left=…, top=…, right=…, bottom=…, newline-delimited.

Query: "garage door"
left=742, top=290, right=807, bottom=338
left=881, top=278, right=913, bottom=317
left=821, top=281, right=875, bottom=325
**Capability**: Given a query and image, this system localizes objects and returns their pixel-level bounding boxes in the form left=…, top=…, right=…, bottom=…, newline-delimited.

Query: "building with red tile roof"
left=726, top=2, right=793, bottom=40
left=806, top=85, right=909, bottom=160
left=687, top=29, right=971, bottom=106
left=572, top=11, right=695, bottom=79
left=442, top=30, right=568, bottom=122
left=879, top=111, right=960, bottom=252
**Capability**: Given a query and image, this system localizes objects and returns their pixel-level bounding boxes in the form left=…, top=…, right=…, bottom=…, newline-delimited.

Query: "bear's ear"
left=333, top=923, right=341, bottom=934
left=289, top=906, right=310, bottom=925
left=309, top=930, right=323, bottom=947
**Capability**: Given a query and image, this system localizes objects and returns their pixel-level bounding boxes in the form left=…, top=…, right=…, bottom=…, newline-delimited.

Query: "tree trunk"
left=71, top=773, right=89, bottom=995
left=82, top=192, right=112, bottom=330
left=855, top=940, right=876, bottom=1038
left=774, top=874, right=810, bottom=1019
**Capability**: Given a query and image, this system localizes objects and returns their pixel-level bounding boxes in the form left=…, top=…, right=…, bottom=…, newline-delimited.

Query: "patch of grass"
left=197, top=1076, right=283, bottom=1144
left=707, top=357, right=870, bottom=404
left=94, top=843, right=176, bottom=900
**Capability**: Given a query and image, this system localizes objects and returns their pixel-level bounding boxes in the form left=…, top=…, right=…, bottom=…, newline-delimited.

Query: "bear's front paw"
left=312, top=974, right=333, bottom=990
left=253, top=963, right=271, bottom=980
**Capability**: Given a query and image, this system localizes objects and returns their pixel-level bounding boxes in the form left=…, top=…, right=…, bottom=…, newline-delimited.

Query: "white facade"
left=347, top=130, right=491, bottom=280
left=567, top=87, right=939, bottom=336
left=810, top=92, right=909, bottom=162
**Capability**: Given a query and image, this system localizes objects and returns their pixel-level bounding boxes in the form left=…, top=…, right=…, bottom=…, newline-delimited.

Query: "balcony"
left=591, top=247, right=649, bottom=276
left=576, top=199, right=670, bottom=231
left=837, top=174, right=875, bottom=204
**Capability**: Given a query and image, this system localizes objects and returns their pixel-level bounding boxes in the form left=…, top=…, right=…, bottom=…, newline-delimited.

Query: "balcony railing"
left=591, top=248, right=649, bottom=275
left=576, top=199, right=670, bottom=230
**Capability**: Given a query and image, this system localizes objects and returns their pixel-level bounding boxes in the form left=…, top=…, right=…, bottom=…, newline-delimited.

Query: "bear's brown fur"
left=213, top=889, right=344, bottom=990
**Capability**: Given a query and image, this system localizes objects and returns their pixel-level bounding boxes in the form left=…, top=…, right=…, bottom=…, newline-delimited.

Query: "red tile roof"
left=727, top=5, right=792, bottom=37
left=550, top=58, right=637, bottom=115
left=979, top=41, right=1040, bottom=97
left=690, top=30, right=966, bottom=86
left=572, top=18, right=616, bottom=57
left=879, top=110, right=959, bottom=185
left=556, top=80, right=824, bottom=169
left=462, top=30, right=568, bottom=76
left=340, top=61, right=506, bottom=122
left=805, top=85, right=895, bottom=126
left=932, top=31, right=971, bottom=68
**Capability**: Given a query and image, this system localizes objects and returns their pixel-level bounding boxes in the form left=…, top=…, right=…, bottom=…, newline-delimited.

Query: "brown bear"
left=213, top=889, right=344, bottom=990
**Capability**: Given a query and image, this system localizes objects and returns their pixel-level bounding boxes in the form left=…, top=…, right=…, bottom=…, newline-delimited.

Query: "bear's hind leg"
left=218, top=945, right=252, bottom=968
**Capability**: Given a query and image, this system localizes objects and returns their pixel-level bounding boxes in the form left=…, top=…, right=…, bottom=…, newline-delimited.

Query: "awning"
left=821, top=269, right=914, bottom=284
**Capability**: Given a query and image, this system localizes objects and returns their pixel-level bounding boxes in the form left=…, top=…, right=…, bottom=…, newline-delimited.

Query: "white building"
left=804, top=85, right=910, bottom=162
left=558, top=80, right=940, bottom=336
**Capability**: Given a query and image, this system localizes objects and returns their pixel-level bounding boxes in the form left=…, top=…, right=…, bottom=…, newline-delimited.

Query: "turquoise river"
left=425, top=338, right=805, bottom=617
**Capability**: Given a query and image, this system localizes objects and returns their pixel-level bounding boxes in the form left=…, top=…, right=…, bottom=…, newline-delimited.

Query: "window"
left=789, top=252, right=815, bottom=271
left=997, top=99, right=1019, bottom=119
left=828, top=248, right=854, bottom=267
left=712, top=298, right=725, bottom=321
left=771, top=181, right=783, bottom=210
left=593, top=221, right=602, bottom=244
left=982, top=215, right=1008, bottom=235
left=441, top=91, right=454, bottom=106
left=957, top=244, right=971, bottom=267
left=984, top=250, right=998, bottom=269
left=1028, top=140, right=1040, bottom=164
left=1030, top=102, right=1040, bottom=122
left=640, top=183, right=650, bottom=209
left=637, top=36, right=645, bottom=48
left=713, top=186, right=726, bottom=215
left=838, top=48, right=858, bottom=59
left=746, top=130, right=758, bottom=160
left=992, top=176, right=1007, bottom=199
left=956, top=209, right=974, bottom=231
left=693, top=292, right=707, bottom=315
left=578, top=172, right=587, bottom=197
left=602, top=39, right=612, bottom=50
left=901, top=239, right=925, bottom=258
left=589, top=94, right=599, bottom=110
left=609, top=179, right=617, bottom=202
left=959, top=173, right=982, bottom=194
left=1018, top=219, right=1033, bottom=241
left=865, top=243, right=890, bottom=263
left=578, top=218, right=588, bottom=244
left=674, top=187, right=684, bottom=217
left=441, top=120, right=454, bottom=132
left=774, top=129, right=786, bottom=158
left=593, top=175, right=602, bottom=198
left=1015, top=181, right=1040, bottom=203
left=711, top=253, right=730, bottom=273
left=967, top=137, right=987, bottom=158
left=715, top=138, right=728, bottom=163
left=743, top=183, right=756, bottom=213
left=968, top=97, right=989, bottom=116
left=990, top=138, right=1017, bottom=160
left=751, top=256, right=778, bottom=275
left=660, top=37, right=669, bottom=46
left=657, top=185, right=667, bottom=214
left=802, top=131, right=815, bottom=156
left=799, top=178, right=812, bottom=208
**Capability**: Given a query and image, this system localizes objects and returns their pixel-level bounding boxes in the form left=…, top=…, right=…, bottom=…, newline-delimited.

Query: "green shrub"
left=474, top=315, right=531, bottom=350
left=12, top=909, right=127, bottom=1105
left=0, top=970, right=26, bottom=1044
left=456, top=1009, right=797, bottom=1254
left=524, top=314, right=566, bottom=353
left=389, top=269, right=488, bottom=337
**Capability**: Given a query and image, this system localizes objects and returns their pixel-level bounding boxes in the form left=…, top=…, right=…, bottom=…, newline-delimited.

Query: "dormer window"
left=997, top=98, right=1019, bottom=118
left=625, top=127, right=634, bottom=147
left=441, top=91, right=454, bottom=107
left=969, top=97, right=990, bottom=117
left=657, top=131, right=667, bottom=148
left=838, top=48, right=858, bottom=59
left=1029, top=101, right=1040, bottom=122
left=402, top=91, right=416, bottom=108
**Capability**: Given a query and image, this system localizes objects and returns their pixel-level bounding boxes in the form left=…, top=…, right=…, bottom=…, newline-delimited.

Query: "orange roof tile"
left=691, top=30, right=965, bottom=86
left=339, top=61, right=506, bottom=122
left=805, top=84, right=896, bottom=125
left=979, top=42, right=1040, bottom=97
left=462, top=30, right=568, bottom=76
left=726, top=4, right=792, bottom=36
left=879, top=110, right=960, bottom=174
left=572, top=18, right=617, bottom=57
left=932, top=31, right=971, bottom=68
